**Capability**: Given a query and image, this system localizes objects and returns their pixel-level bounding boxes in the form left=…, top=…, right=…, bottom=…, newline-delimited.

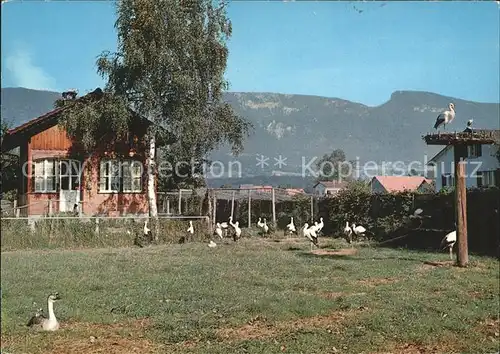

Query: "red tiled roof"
left=371, top=176, right=433, bottom=193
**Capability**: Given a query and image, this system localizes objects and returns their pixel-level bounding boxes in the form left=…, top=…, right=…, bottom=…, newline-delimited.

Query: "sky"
left=1, top=1, right=499, bottom=106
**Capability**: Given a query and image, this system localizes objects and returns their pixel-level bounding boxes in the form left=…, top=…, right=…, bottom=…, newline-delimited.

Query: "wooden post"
left=48, top=200, right=53, bottom=217
left=178, top=190, right=182, bottom=215
left=13, top=200, right=17, bottom=217
left=455, top=160, right=469, bottom=267
left=212, top=193, right=217, bottom=226
left=207, top=190, right=213, bottom=231
left=166, top=198, right=170, bottom=215
left=95, top=217, right=100, bottom=235
left=247, top=189, right=252, bottom=228
left=162, top=197, right=167, bottom=213
left=231, top=190, right=235, bottom=220
left=310, top=195, right=314, bottom=221
left=78, top=201, right=83, bottom=217
left=271, top=188, right=276, bottom=225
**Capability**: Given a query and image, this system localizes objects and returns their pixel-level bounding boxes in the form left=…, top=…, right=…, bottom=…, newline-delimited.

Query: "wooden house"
left=1, top=88, right=159, bottom=217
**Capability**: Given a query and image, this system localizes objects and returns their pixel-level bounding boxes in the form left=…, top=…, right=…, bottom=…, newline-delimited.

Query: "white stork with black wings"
left=433, top=103, right=456, bottom=131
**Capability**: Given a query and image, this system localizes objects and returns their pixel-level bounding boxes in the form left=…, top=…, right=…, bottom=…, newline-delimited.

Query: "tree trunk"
left=147, top=134, right=159, bottom=241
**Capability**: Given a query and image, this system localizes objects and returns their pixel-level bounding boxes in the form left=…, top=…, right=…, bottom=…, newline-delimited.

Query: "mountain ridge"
left=2, top=87, right=499, bottom=178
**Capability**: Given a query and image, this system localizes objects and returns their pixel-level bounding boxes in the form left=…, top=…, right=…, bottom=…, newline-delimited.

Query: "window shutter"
left=494, top=169, right=500, bottom=188
left=441, top=175, right=447, bottom=187
left=477, top=144, right=482, bottom=157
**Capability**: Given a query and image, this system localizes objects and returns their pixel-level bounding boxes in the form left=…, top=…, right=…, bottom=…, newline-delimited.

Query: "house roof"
left=1, top=88, right=172, bottom=153
left=428, top=145, right=452, bottom=164
left=370, top=176, right=433, bottom=193
left=313, top=181, right=347, bottom=189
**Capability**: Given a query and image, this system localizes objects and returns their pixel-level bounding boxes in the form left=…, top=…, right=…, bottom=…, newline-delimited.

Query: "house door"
left=59, top=159, right=81, bottom=213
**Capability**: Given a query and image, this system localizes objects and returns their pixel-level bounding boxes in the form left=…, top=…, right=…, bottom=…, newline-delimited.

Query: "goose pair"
left=27, top=293, right=61, bottom=331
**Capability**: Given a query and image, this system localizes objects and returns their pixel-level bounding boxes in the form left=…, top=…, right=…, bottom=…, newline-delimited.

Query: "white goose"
left=257, top=217, right=264, bottom=228
left=433, top=103, right=456, bottom=131
left=208, top=240, right=217, bottom=248
left=214, top=223, right=223, bottom=239
left=440, top=230, right=456, bottom=260
left=27, top=293, right=61, bottom=331
left=343, top=221, right=353, bottom=243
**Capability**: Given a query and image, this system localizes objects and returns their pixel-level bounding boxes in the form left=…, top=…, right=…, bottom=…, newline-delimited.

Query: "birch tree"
left=57, top=0, right=251, bottom=220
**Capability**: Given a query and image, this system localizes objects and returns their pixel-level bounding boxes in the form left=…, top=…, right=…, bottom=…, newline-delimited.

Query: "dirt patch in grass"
left=2, top=318, right=162, bottom=354
left=476, top=318, right=500, bottom=339
left=358, top=277, right=398, bottom=287
left=216, top=308, right=366, bottom=342
left=373, top=342, right=459, bottom=354
left=311, top=248, right=357, bottom=256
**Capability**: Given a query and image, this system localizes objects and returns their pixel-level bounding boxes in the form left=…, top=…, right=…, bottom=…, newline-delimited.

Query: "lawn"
left=1, top=237, right=499, bottom=354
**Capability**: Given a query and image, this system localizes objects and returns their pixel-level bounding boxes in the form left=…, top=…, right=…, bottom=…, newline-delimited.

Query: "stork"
left=316, top=217, right=324, bottom=235
left=343, top=221, right=353, bottom=243
left=214, top=223, right=223, bottom=239
left=233, top=221, right=242, bottom=241
left=262, top=218, right=269, bottom=235
left=440, top=230, right=456, bottom=260
left=464, top=119, right=473, bottom=133
left=143, top=220, right=151, bottom=237
left=351, top=223, right=366, bottom=240
left=303, top=223, right=319, bottom=251
left=187, top=220, right=194, bottom=241
left=286, top=217, right=296, bottom=237
left=433, top=103, right=456, bottom=131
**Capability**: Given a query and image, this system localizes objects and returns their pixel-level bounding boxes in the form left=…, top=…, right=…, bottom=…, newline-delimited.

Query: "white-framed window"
left=467, top=144, right=482, bottom=158
left=99, top=159, right=142, bottom=193
left=33, top=159, right=57, bottom=193
left=477, top=171, right=496, bottom=188
left=99, top=160, right=121, bottom=193
left=122, top=160, right=142, bottom=192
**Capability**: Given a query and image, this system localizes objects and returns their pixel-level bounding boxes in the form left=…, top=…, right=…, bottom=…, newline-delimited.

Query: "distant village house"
left=368, top=176, right=434, bottom=194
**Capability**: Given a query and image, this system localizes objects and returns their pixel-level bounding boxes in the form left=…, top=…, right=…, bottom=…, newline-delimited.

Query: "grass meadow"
left=1, top=234, right=499, bottom=354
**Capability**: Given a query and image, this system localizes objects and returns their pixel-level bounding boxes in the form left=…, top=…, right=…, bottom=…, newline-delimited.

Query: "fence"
left=2, top=187, right=499, bottom=256
left=1, top=215, right=209, bottom=251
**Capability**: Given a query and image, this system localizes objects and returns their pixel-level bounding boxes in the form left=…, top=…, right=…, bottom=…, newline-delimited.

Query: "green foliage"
left=96, top=0, right=252, bottom=189
left=1, top=121, right=19, bottom=199
left=315, top=148, right=353, bottom=182
left=55, top=92, right=132, bottom=153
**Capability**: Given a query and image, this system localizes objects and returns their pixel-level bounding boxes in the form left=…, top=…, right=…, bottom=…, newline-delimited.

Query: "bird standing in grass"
left=440, top=230, right=456, bottom=260
left=214, top=223, right=223, bottom=239
left=262, top=218, right=269, bottom=235
left=303, top=223, right=319, bottom=251
left=433, top=103, right=456, bottom=131
left=233, top=221, right=242, bottom=241
left=187, top=220, right=194, bottom=241
left=344, top=222, right=353, bottom=243
left=351, top=223, right=366, bottom=240
left=286, top=217, right=296, bottom=237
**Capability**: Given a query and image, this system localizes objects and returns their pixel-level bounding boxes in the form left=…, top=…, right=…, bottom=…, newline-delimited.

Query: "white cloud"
left=5, top=48, right=57, bottom=91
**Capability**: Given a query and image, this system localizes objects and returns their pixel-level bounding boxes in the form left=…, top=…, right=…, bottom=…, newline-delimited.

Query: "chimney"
left=62, top=89, right=78, bottom=100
